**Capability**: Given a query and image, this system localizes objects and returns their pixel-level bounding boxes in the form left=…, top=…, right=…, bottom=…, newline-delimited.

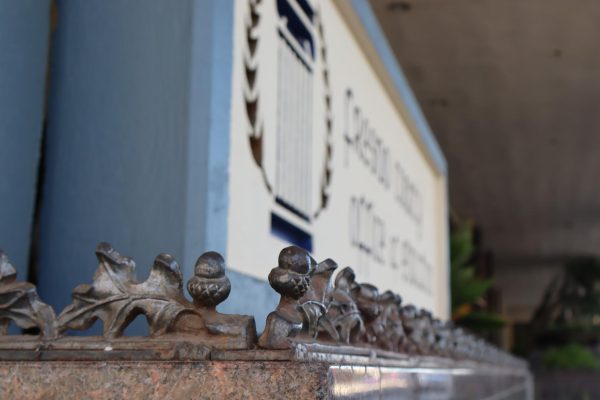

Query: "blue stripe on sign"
left=350, top=0, right=447, bottom=176
left=271, top=213, right=313, bottom=252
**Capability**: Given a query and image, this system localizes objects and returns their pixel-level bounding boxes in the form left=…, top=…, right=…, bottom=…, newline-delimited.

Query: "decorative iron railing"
left=0, top=243, right=524, bottom=368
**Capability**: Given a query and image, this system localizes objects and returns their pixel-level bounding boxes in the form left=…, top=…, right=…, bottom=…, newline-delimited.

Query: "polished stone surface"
left=330, top=365, right=532, bottom=399
left=0, top=359, right=533, bottom=399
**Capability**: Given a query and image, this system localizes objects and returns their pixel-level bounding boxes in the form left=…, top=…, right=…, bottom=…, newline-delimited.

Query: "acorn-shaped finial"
left=355, top=283, right=382, bottom=320
left=380, top=290, right=402, bottom=307
left=268, top=246, right=315, bottom=299
left=187, top=251, right=231, bottom=308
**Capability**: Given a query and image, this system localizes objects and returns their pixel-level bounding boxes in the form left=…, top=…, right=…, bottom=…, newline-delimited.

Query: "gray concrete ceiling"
left=371, top=0, right=600, bottom=269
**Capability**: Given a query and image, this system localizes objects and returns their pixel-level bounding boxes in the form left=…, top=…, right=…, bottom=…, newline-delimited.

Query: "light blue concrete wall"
left=0, top=0, right=50, bottom=278
left=36, top=0, right=276, bottom=331
left=38, top=0, right=197, bottom=312
left=184, top=0, right=279, bottom=331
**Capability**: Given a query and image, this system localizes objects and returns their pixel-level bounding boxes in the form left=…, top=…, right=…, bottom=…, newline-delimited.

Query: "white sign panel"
left=227, top=0, right=449, bottom=317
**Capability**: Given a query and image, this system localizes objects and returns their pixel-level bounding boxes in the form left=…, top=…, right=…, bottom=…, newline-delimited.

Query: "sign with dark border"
left=227, top=0, right=449, bottom=317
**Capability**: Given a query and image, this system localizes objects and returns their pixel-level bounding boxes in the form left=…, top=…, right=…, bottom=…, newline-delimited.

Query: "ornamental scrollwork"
left=0, top=243, right=523, bottom=367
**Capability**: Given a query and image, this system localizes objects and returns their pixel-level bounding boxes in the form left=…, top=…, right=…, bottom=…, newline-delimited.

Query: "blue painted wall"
left=184, top=0, right=279, bottom=331
left=36, top=0, right=276, bottom=331
left=0, top=0, right=50, bottom=278
left=39, top=0, right=199, bottom=312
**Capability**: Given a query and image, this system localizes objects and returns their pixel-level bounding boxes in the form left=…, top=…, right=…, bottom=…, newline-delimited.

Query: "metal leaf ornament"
left=0, top=252, right=57, bottom=339
left=56, top=243, right=196, bottom=338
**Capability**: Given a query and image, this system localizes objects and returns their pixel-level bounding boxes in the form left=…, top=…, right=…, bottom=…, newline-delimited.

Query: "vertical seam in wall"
left=27, top=0, right=55, bottom=285
left=183, top=0, right=209, bottom=279
left=204, top=0, right=235, bottom=255
left=183, top=0, right=235, bottom=277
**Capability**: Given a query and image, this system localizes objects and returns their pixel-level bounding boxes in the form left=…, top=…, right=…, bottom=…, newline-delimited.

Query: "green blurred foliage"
left=531, top=256, right=600, bottom=346
left=543, top=343, right=600, bottom=370
left=454, top=311, right=505, bottom=333
left=450, top=221, right=504, bottom=333
left=514, top=256, right=600, bottom=362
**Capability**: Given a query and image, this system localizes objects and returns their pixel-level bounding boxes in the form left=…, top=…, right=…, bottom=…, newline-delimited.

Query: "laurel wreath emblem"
left=243, top=0, right=333, bottom=218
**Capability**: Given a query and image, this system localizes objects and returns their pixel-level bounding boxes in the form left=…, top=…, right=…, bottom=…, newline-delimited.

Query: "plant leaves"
left=450, top=221, right=475, bottom=269
left=455, top=311, right=505, bottom=332
left=451, top=266, right=492, bottom=309
left=449, top=221, right=502, bottom=334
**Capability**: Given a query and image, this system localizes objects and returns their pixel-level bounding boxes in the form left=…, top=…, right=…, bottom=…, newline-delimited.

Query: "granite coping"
left=0, top=358, right=533, bottom=400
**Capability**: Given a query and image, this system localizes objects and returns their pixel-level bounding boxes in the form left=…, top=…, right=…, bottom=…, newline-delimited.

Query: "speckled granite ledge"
left=0, top=361, right=331, bottom=400
left=0, top=359, right=533, bottom=400
left=0, top=243, right=533, bottom=399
